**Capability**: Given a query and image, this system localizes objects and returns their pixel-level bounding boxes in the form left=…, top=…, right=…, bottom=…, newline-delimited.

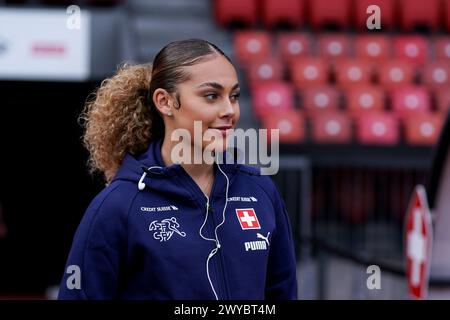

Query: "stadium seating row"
left=245, top=57, right=450, bottom=89
left=252, top=82, right=450, bottom=115
left=261, top=109, right=444, bottom=145
left=216, top=0, right=450, bottom=31
left=234, top=32, right=450, bottom=64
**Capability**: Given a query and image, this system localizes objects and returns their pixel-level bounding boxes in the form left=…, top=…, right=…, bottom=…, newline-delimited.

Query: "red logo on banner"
left=236, top=209, right=261, bottom=230
left=405, top=185, right=433, bottom=300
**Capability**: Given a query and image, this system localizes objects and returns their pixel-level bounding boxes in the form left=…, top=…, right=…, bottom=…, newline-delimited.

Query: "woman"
left=58, top=39, right=297, bottom=300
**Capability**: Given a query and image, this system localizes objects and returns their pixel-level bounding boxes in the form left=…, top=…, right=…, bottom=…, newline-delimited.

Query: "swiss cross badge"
left=236, top=208, right=261, bottom=230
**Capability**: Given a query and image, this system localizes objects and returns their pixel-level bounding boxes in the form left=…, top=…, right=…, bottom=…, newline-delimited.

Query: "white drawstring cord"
left=199, top=196, right=216, bottom=243
left=198, top=195, right=220, bottom=300
left=138, top=166, right=162, bottom=191
left=206, top=247, right=219, bottom=300
left=198, top=155, right=230, bottom=300
left=139, top=158, right=230, bottom=299
left=215, top=161, right=230, bottom=246
left=199, top=194, right=221, bottom=300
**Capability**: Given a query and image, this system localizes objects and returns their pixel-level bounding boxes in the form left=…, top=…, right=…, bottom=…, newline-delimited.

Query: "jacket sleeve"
left=58, top=185, right=128, bottom=300
left=265, top=181, right=298, bottom=300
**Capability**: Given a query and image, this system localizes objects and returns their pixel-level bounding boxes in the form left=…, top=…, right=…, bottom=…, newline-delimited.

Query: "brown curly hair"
left=80, top=39, right=232, bottom=183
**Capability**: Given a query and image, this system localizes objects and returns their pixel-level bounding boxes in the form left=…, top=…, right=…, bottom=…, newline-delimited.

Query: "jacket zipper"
left=205, top=196, right=230, bottom=300
left=178, top=165, right=231, bottom=299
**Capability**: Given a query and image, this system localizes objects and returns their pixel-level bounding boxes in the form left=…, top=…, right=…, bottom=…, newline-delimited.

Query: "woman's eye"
left=230, top=93, right=240, bottom=101
left=205, top=93, right=218, bottom=101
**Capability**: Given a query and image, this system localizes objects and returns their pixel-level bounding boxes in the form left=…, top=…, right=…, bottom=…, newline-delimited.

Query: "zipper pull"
left=205, top=197, right=214, bottom=213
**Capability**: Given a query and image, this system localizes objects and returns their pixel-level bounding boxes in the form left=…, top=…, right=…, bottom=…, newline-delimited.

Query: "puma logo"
left=256, top=232, right=270, bottom=246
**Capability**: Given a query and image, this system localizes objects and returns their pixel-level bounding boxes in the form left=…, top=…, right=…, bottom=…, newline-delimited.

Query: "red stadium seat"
left=393, top=36, right=428, bottom=65
left=214, top=0, right=258, bottom=27
left=277, top=33, right=311, bottom=61
left=422, top=62, right=450, bottom=88
left=252, top=82, right=295, bottom=118
left=260, top=111, right=305, bottom=143
left=302, top=86, right=340, bottom=112
left=377, top=60, right=415, bottom=88
left=335, top=59, right=373, bottom=87
left=310, top=111, right=352, bottom=143
left=355, top=112, right=399, bottom=145
left=318, top=34, right=351, bottom=60
left=403, top=112, right=444, bottom=145
left=391, top=86, right=431, bottom=115
left=247, top=58, right=284, bottom=85
left=435, top=37, right=450, bottom=60
left=354, top=0, right=396, bottom=30
left=355, top=35, right=391, bottom=61
left=310, top=0, right=351, bottom=29
left=444, top=0, right=450, bottom=31
left=398, top=0, right=440, bottom=31
left=290, top=58, right=329, bottom=87
left=261, top=0, right=305, bottom=28
left=346, top=86, right=385, bottom=113
left=234, top=32, right=271, bottom=65
left=435, top=88, right=450, bottom=113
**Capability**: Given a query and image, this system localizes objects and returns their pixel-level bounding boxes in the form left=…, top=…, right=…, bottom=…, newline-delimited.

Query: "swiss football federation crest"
left=236, top=208, right=261, bottom=230
left=149, top=217, right=186, bottom=242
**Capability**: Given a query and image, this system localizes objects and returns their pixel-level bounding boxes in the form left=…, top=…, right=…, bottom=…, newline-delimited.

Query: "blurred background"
left=0, top=0, right=449, bottom=299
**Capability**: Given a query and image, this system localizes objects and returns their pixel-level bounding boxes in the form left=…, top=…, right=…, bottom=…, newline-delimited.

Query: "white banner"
left=0, top=7, right=90, bottom=81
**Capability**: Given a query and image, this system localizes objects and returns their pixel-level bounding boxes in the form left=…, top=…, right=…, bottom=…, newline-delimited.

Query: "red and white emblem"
left=405, top=185, right=433, bottom=300
left=236, top=208, right=261, bottom=230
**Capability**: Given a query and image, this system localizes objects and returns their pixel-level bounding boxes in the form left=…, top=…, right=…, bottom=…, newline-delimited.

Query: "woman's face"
left=169, top=54, right=240, bottom=156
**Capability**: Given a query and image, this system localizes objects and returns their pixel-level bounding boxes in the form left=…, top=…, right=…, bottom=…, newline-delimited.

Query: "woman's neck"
left=161, top=137, right=215, bottom=197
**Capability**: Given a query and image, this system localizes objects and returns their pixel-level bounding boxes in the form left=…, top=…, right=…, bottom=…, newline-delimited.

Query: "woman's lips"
left=209, top=126, right=232, bottom=137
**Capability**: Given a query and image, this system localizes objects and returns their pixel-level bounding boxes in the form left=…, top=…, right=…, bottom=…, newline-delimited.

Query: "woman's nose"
left=220, top=99, right=236, bottom=118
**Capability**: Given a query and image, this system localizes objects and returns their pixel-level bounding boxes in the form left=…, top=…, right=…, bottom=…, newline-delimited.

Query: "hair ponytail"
left=80, top=63, right=164, bottom=183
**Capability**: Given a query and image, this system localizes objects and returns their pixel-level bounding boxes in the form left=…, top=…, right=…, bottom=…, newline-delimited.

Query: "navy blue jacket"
left=58, top=139, right=297, bottom=300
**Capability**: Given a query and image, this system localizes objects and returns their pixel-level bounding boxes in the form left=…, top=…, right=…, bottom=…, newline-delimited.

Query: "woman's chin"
left=205, top=138, right=229, bottom=153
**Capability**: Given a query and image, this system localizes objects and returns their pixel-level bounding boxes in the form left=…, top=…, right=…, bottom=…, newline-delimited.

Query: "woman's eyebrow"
left=196, top=82, right=240, bottom=91
left=197, top=82, right=223, bottom=90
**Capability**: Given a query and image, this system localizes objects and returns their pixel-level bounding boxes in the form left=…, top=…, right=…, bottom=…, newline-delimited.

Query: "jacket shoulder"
left=236, top=164, right=261, bottom=176
left=79, top=180, right=140, bottom=244
left=87, top=180, right=138, bottom=216
left=235, top=165, right=277, bottom=199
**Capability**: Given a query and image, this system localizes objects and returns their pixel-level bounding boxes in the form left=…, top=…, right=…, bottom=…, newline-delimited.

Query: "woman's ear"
left=153, top=88, right=174, bottom=117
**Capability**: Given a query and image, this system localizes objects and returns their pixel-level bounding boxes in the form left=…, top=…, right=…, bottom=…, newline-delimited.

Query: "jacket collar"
left=113, top=139, right=238, bottom=204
